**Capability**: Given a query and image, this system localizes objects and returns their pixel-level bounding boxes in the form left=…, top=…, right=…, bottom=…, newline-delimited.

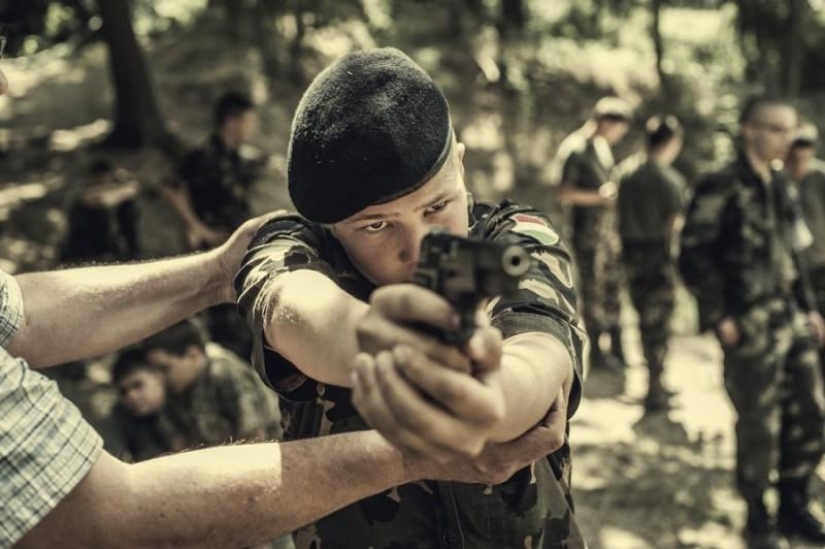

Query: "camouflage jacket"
left=680, top=153, right=813, bottom=331
left=176, top=134, right=263, bottom=231
left=162, top=346, right=283, bottom=448
left=236, top=200, right=587, bottom=548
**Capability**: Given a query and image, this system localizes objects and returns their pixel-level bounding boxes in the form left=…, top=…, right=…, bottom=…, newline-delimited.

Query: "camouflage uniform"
left=557, top=133, right=623, bottom=352
left=161, top=345, right=283, bottom=448
left=616, top=156, right=684, bottom=385
left=175, top=135, right=267, bottom=358
left=796, top=161, right=825, bottom=324
left=236, top=200, right=588, bottom=549
left=680, top=153, right=825, bottom=502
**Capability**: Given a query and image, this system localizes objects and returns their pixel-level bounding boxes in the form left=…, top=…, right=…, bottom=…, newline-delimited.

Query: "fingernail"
left=469, top=333, right=485, bottom=356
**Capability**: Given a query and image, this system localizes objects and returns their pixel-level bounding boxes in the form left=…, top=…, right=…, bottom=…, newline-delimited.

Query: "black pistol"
left=413, top=229, right=530, bottom=345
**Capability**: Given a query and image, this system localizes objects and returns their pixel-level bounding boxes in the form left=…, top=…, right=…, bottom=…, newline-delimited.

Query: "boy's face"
left=146, top=347, right=204, bottom=395
left=332, top=142, right=470, bottom=287
left=117, top=369, right=166, bottom=417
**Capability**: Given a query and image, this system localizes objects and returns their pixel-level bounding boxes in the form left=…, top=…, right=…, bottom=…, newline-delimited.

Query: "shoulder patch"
left=511, top=213, right=560, bottom=246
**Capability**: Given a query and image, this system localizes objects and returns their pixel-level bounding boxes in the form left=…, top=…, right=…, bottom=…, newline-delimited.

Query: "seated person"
left=143, top=320, right=284, bottom=450
left=61, top=159, right=140, bottom=263
left=105, top=349, right=173, bottom=463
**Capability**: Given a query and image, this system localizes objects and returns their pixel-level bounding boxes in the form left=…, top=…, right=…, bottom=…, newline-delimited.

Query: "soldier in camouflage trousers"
left=616, top=115, right=685, bottom=412
left=554, top=97, right=632, bottom=372
left=680, top=97, right=825, bottom=549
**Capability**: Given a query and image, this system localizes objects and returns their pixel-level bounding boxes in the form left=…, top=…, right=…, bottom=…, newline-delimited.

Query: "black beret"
left=287, top=48, right=453, bottom=224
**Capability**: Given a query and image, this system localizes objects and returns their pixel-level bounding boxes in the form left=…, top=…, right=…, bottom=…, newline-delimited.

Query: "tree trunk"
left=782, top=0, right=805, bottom=96
left=651, top=0, right=668, bottom=96
left=98, top=0, right=169, bottom=150
left=500, top=0, right=527, bottom=32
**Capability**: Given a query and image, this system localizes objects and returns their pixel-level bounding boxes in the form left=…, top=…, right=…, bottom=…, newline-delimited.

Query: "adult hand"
left=213, top=211, right=283, bottom=303
left=716, top=316, right=740, bottom=347
left=410, top=391, right=567, bottom=485
left=808, top=311, right=825, bottom=348
left=598, top=181, right=618, bottom=205
left=351, top=331, right=504, bottom=462
left=356, top=284, right=473, bottom=373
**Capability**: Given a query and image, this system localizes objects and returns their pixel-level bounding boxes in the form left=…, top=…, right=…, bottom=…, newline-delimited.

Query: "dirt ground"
left=573, top=294, right=825, bottom=549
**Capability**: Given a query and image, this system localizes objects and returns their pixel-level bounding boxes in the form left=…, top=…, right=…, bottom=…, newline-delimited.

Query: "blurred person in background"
left=616, top=115, right=686, bottom=413
left=680, top=96, right=825, bottom=549
left=105, top=349, right=174, bottom=463
left=163, top=91, right=265, bottom=359
left=552, top=96, right=632, bottom=373
left=786, top=123, right=825, bottom=361
left=61, top=159, right=140, bottom=264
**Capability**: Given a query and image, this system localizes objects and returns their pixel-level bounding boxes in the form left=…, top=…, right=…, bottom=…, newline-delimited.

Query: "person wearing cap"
left=786, top=123, right=825, bottom=338
left=235, top=47, right=587, bottom=548
left=551, top=97, right=631, bottom=374
left=615, top=115, right=685, bottom=413
left=0, top=60, right=570, bottom=548
left=680, top=96, right=825, bottom=549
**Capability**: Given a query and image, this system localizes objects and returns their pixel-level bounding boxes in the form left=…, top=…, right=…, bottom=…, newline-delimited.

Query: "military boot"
left=777, top=478, right=825, bottom=544
left=744, top=497, right=790, bottom=549
left=643, top=368, right=669, bottom=413
left=588, top=328, right=624, bottom=374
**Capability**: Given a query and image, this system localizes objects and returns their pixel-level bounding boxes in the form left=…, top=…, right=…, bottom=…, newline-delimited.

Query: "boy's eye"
left=363, top=220, right=389, bottom=233
left=425, top=200, right=448, bottom=215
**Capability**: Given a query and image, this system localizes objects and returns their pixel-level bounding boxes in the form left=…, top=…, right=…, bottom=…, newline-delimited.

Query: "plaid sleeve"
left=0, top=350, right=103, bottom=547
left=478, top=203, right=587, bottom=417
left=0, top=270, right=24, bottom=348
left=234, top=213, right=336, bottom=401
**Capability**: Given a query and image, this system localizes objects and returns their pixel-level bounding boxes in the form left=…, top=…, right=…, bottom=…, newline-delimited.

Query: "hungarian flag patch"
left=511, top=213, right=560, bottom=245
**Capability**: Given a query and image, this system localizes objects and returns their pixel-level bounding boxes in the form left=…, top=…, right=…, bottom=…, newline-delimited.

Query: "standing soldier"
left=786, top=123, right=825, bottom=351
left=680, top=96, right=825, bottom=549
left=553, top=97, right=631, bottom=372
left=163, top=92, right=266, bottom=358
left=616, top=115, right=685, bottom=412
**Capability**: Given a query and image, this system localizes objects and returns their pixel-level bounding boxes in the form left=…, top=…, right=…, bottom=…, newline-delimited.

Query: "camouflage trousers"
left=572, top=239, right=623, bottom=334
left=622, top=243, right=675, bottom=374
left=719, top=297, right=825, bottom=501
left=293, top=457, right=587, bottom=549
left=810, top=265, right=825, bottom=372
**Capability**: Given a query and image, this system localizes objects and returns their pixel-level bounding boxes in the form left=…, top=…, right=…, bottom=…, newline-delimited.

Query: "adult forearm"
left=9, top=251, right=227, bottom=368
left=556, top=186, right=607, bottom=207
left=488, top=333, right=572, bottom=443
left=264, top=270, right=368, bottom=387
left=124, top=432, right=410, bottom=548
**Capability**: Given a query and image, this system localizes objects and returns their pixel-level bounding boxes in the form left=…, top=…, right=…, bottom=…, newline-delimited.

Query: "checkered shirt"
left=0, top=271, right=103, bottom=548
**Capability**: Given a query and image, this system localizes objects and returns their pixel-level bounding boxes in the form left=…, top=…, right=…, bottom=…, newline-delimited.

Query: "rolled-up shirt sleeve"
left=476, top=204, right=587, bottom=417
left=234, top=214, right=337, bottom=401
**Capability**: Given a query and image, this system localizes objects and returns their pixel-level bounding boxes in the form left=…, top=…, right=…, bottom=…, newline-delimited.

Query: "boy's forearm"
left=263, top=270, right=368, bottom=387
left=10, top=251, right=227, bottom=368
left=488, top=333, right=572, bottom=443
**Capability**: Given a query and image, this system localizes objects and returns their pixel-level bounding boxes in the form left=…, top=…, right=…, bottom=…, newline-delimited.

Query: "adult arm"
left=20, top=400, right=566, bottom=549
left=7, top=215, right=268, bottom=368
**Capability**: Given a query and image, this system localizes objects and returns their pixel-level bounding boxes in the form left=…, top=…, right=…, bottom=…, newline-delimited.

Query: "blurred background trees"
left=1, top=0, right=824, bottom=192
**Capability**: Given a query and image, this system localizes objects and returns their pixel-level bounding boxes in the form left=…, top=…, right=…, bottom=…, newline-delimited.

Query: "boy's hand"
left=352, top=336, right=504, bottom=462
left=356, top=284, right=474, bottom=373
